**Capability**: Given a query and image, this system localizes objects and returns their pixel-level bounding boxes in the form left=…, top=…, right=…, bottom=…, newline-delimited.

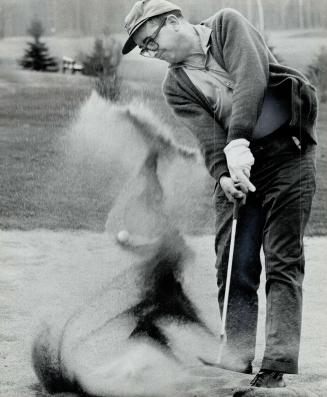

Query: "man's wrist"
left=224, top=138, right=250, bottom=153
left=227, top=128, right=253, bottom=143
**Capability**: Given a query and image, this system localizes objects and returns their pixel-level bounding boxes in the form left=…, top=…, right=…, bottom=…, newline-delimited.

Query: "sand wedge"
left=217, top=199, right=241, bottom=364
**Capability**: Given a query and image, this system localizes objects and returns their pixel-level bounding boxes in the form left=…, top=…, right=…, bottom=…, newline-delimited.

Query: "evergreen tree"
left=19, top=19, right=58, bottom=72
left=82, top=36, right=122, bottom=101
left=82, top=37, right=121, bottom=77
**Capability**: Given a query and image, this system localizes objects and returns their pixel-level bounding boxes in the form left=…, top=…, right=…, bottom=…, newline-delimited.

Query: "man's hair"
left=148, top=10, right=183, bottom=27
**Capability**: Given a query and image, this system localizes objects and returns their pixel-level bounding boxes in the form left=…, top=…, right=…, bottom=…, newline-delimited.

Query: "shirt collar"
left=169, top=24, right=212, bottom=69
left=193, top=24, right=212, bottom=55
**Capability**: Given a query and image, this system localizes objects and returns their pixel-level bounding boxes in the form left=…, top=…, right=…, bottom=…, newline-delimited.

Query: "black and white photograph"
left=0, top=0, right=326, bottom=396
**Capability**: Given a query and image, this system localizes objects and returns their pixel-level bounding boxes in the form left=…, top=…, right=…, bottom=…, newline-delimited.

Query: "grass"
left=0, top=67, right=195, bottom=232
left=0, top=32, right=326, bottom=234
left=2, top=232, right=327, bottom=396
left=267, top=30, right=327, bottom=73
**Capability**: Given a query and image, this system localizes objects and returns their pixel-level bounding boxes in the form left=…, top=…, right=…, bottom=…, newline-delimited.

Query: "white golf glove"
left=224, top=139, right=256, bottom=192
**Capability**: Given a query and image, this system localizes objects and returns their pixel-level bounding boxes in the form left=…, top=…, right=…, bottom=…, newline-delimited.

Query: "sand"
left=1, top=230, right=327, bottom=397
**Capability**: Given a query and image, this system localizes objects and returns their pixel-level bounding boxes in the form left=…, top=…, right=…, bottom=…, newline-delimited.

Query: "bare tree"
left=0, top=5, right=5, bottom=38
left=303, top=0, right=313, bottom=29
left=280, top=0, right=289, bottom=29
left=74, top=0, right=81, bottom=34
left=246, top=0, right=253, bottom=23
left=255, top=0, right=265, bottom=31
left=298, top=0, right=305, bottom=28
left=0, top=3, right=13, bottom=38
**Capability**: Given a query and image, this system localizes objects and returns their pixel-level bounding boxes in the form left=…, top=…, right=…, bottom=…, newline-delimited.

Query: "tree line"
left=0, top=0, right=326, bottom=38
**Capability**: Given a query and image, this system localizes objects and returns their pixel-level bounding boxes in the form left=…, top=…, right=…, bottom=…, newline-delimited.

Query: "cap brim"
left=122, top=35, right=137, bottom=54
left=122, top=17, right=152, bottom=55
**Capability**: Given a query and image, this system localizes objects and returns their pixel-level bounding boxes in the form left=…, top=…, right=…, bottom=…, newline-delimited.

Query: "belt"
left=250, top=124, right=299, bottom=159
left=251, top=123, right=289, bottom=146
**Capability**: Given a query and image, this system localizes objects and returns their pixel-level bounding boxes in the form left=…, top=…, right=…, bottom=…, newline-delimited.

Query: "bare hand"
left=219, top=176, right=247, bottom=205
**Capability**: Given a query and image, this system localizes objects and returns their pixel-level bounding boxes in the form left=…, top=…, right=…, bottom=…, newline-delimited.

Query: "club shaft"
left=220, top=217, right=237, bottom=336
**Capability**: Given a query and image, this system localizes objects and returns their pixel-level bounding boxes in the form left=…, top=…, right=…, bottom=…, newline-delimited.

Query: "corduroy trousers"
left=214, top=129, right=317, bottom=374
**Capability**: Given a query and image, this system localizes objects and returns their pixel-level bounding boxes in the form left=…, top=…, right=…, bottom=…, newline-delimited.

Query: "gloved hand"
left=223, top=139, right=256, bottom=192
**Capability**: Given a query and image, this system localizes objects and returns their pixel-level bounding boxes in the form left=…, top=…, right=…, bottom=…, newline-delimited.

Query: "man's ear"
left=166, top=14, right=181, bottom=31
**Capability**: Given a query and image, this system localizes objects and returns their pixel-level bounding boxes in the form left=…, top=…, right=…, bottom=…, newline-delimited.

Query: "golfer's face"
left=134, top=19, right=185, bottom=64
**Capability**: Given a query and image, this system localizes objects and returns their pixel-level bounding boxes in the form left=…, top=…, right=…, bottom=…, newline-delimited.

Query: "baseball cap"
left=122, top=0, right=181, bottom=55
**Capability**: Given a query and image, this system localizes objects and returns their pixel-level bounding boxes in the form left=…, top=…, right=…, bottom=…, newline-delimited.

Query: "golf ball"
left=117, top=230, right=130, bottom=244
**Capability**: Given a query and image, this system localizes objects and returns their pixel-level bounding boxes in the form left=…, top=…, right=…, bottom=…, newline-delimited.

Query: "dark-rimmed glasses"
left=140, top=17, right=167, bottom=58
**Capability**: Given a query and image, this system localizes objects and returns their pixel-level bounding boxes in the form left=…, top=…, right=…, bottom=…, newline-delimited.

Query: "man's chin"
left=155, top=51, right=186, bottom=65
left=155, top=51, right=168, bottom=62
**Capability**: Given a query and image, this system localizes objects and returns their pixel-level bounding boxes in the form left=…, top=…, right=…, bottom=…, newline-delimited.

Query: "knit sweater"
left=163, top=8, right=318, bottom=182
left=178, top=24, right=290, bottom=139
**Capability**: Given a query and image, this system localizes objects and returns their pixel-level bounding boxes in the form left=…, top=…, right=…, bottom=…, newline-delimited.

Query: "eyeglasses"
left=140, top=17, right=167, bottom=58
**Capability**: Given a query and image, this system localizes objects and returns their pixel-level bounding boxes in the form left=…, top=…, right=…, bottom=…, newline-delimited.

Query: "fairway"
left=0, top=33, right=327, bottom=233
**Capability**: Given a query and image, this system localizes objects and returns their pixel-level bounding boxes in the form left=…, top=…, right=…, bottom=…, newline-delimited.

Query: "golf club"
left=217, top=198, right=241, bottom=364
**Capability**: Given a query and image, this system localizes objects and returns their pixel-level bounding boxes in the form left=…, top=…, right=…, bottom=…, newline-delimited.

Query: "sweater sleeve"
left=216, top=9, right=270, bottom=143
left=163, top=80, right=229, bottom=183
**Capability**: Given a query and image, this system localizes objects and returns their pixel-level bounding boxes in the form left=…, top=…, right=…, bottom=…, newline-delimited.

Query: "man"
left=122, top=0, right=318, bottom=388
